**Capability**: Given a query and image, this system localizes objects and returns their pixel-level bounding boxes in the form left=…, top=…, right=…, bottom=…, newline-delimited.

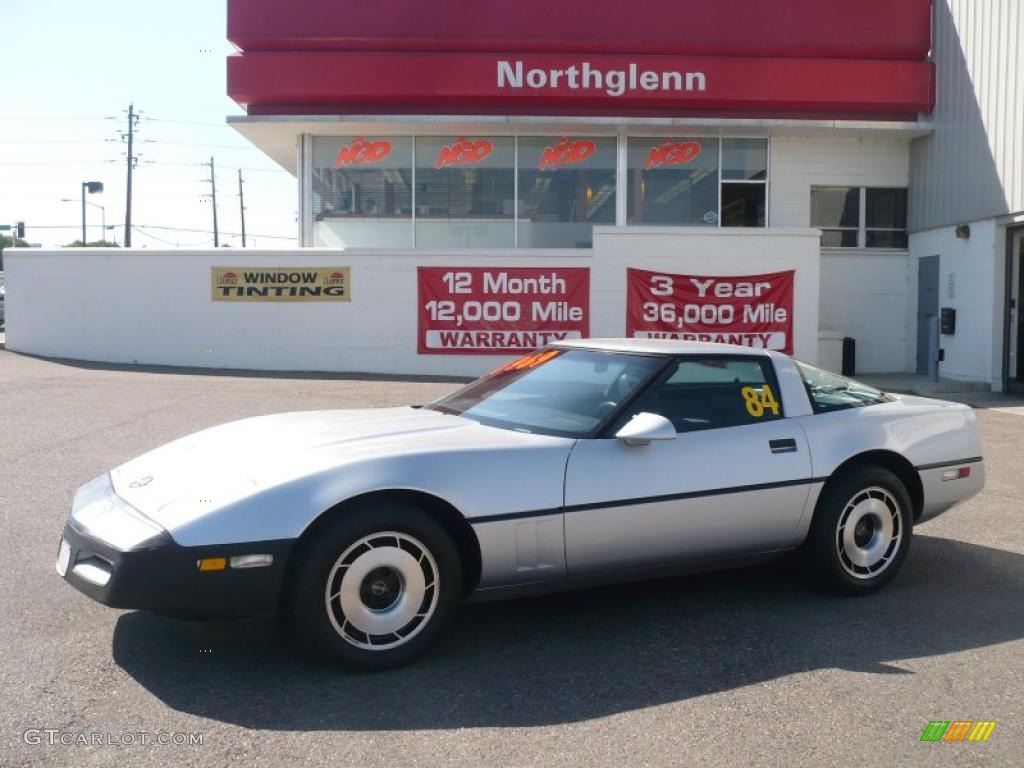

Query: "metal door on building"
left=1010, top=232, right=1024, bottom=388
left=917, top=255, right=939, bottom=374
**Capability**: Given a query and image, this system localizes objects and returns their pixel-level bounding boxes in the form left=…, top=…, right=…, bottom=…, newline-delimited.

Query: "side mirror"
left=614, top=412, right=677, bottom=446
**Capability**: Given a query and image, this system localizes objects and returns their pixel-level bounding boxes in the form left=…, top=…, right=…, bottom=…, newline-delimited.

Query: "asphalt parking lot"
left=1, top=349, right=1021, bottom=768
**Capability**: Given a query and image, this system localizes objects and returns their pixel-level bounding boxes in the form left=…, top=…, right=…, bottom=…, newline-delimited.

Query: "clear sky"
left=1, top=0, right=297, bottom=249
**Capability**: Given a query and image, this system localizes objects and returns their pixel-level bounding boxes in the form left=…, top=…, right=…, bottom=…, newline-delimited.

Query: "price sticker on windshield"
left=741, top=384, right=781, bottom=418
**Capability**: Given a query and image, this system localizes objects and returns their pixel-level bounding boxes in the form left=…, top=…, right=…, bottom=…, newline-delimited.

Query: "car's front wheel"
left=286, top=500, right=462, bottom=670
left=804, top=466, right=913, bottom=595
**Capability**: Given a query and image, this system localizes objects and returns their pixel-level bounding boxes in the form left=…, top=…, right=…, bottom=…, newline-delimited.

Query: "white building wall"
left=4, top=228, right=819, bottom=378
left=770, top=135, right=913, bottom=373
left=909, top=219, right=1002, bottom=386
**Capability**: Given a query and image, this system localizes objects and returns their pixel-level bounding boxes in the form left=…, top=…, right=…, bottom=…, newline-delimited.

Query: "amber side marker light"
left=197, top=555, right=274, bottom=571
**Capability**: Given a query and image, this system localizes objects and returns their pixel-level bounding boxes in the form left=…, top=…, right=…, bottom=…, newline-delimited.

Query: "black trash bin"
left=841, top=337, right=856, bottom=376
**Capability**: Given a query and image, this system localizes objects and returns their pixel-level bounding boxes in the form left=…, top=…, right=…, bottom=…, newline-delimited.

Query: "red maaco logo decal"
left=643, top=140, right=701, bottom=170
left=334, top=137, right=392, bottom=167
left=537, top=137, right=597, bottom=171
left=435, top=137, right=494, bottom=169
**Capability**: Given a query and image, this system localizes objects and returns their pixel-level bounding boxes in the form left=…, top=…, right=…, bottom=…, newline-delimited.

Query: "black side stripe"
left=469, top=476, right=828, bottom=526
left=915, top=456, right=983, bottom=472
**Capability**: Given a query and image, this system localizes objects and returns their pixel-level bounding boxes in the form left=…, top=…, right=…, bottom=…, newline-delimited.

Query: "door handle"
left=769, top=438, right=798, bottom=453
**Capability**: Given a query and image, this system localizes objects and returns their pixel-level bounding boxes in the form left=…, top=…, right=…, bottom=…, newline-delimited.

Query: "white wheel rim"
left=835, top=486, right=903, bottom=580
left=324, top=531, right=440, bottom=650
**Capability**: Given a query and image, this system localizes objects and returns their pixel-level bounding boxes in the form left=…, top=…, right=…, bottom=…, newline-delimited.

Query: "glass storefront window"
left=627, top=137, right=719, bottom=226
left=311, top=136, right=412, bottom=248
left=721, top=138, right=768, bottom=181
left=414, top=136, right=515, bottom=249
left=517, top=136, right=616, bottom=248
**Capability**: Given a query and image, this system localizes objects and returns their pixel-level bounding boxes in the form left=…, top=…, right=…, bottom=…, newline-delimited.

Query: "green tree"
left=63, top=240, right=121, bottom=248
left=0, top=234, right=29, bottom=270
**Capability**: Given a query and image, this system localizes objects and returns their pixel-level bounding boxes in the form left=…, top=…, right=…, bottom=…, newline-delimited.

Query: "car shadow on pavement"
left=112, top=535, right=1023, bottom=730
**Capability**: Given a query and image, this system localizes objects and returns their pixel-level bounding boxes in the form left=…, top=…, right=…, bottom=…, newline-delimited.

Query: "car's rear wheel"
left=286, top=500, right=462, bottom=670
left=804, top=466, right=913, bottom=595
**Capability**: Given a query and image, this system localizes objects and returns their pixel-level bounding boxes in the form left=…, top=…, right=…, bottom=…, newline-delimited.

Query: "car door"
left=564, top=354, right=814, bottom=576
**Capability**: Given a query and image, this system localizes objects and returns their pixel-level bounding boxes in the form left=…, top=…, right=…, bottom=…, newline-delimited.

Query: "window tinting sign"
left=212, top=267, right=351, bottom=302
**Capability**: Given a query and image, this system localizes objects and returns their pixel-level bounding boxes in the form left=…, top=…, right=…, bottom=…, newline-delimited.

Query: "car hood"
left=109, top=406, right=495, bottom=525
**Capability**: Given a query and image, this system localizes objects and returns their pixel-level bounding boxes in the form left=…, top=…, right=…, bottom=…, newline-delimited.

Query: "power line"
left=141, top=139, right=264, bottom=151
left=130, top=226, right=213, bottom=247
left=142, top=117, right=231, bottom=128
left=133, top=224, right=296, bottom=240
left=14, top=223, right=296, bottom=239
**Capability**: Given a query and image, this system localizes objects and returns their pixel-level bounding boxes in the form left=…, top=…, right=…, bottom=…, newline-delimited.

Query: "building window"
left=627, top=137, right=768, bottom=228
left=865, top=188, right=908, bottom=248
left=811, top=186, right=908, bottom=249
left=628, top=137, right=720, bottom=226
left=720, top=138, right=767, bottom=227
left=311, top=136, right=413, bottom=248
left=517, top=136, right=616, bottom=248
left=414, top=136, right=515, bottom=249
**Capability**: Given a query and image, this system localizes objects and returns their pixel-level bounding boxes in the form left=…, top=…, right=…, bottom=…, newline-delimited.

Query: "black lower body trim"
left=58, top=521, right=294, bottom=619
left=915, top=456, right=983, bottom=472
left=469, top=476, right=827, bottom=525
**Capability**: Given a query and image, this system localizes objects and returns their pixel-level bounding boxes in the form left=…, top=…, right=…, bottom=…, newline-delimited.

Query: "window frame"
left=811, top=185, right=908, bottom=251
left=601, top=353, right=786, bottom=437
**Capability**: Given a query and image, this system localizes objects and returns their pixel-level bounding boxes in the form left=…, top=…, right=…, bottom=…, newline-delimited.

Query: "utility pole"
left=122, top=103, right=140, bottom=247
left=238, top=169, right=247, bottom=247
left=206, top=156, right=220, bottom=247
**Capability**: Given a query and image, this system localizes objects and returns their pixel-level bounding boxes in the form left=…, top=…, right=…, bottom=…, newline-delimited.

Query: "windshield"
left=794, top=359, right=893, bottom=413
left=427, top=348, right=666, bottom=437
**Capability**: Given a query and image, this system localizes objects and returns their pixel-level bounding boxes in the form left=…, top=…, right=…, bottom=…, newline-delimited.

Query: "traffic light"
left=15, top=221, right=25, bottom=239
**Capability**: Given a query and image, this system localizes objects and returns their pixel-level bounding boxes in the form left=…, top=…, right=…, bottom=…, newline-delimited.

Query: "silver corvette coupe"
left=58, top=339, right=984, bottom=669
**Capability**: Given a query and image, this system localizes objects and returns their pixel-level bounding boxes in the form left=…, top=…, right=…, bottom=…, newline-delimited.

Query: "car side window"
left=617, top=355, right=784, bottom=433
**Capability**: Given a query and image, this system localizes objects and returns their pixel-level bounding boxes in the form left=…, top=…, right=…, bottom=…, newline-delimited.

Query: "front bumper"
left=58, top=519, right=294, bottom=619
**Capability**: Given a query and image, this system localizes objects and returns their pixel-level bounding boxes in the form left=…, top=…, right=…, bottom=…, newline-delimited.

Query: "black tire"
left=803, top=465, right=913, bottom=595
left=285, top=500, right=463, bottom=670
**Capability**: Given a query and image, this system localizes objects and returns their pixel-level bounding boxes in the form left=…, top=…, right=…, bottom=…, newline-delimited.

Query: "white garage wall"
left=909, top=219, right=1002, bottom=386
left=4, top=228, right=820, bottom=377
left=818, top=252, right=913, bottom=373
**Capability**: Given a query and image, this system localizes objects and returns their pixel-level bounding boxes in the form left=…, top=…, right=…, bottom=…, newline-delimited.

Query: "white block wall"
left=770, top=135, right=915, bottom=373
left=4, top=227, right=820, bottom=377
left=909, top=219, right=1003, bottom=386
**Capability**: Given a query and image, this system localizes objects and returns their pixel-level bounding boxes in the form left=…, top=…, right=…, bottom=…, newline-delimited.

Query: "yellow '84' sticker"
left=741, top=384, right=781, bottom=418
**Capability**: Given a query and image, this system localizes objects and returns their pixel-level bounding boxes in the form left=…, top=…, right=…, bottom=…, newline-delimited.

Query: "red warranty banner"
left=418, top=267, right=589, bottom=354
left=626, top=268, right=794, bottom=353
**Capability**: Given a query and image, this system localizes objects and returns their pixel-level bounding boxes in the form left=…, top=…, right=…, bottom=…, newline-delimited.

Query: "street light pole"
left=81, top=184, right=87, bottom=245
